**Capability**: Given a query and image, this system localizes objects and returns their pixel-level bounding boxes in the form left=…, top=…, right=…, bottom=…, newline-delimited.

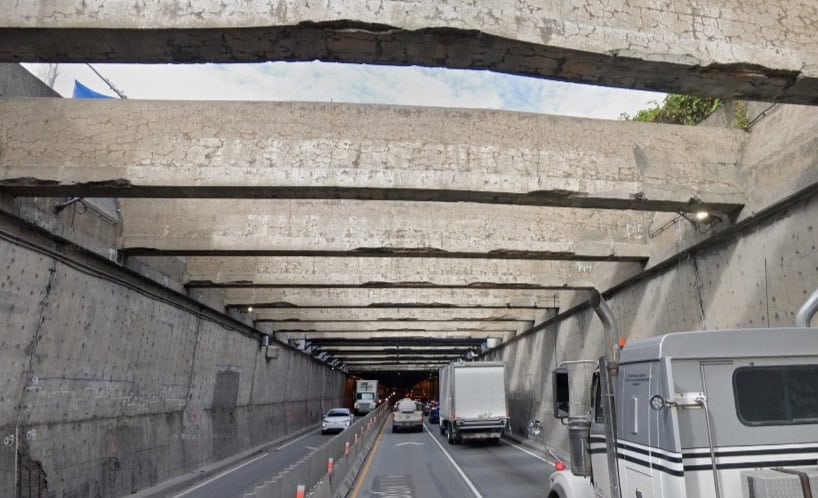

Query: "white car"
left=321, top=408, right=353, bottom=435
left=392, top=398, right=423, bottom=432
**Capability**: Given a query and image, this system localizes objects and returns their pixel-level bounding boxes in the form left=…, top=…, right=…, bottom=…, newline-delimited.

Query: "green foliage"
left=620, top=94, right=721, bottom=125
left=733, top=101, right=749, bottom=130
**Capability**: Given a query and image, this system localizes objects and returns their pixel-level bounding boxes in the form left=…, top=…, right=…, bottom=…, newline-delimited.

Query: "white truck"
left=537, top=289, right=818, bottom=498
left=353, top=379, right=378, bottom=414
left=439, top=361, right=509, bottom=445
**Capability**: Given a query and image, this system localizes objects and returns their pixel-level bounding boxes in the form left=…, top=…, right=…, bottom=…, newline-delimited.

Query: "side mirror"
left=553, top=368, right=570, bottom=418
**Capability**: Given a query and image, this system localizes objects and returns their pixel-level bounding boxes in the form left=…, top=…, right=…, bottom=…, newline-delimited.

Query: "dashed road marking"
left=423, top=423, right=483, bottom=498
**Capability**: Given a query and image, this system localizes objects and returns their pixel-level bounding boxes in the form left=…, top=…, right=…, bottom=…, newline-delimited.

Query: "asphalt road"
left=170, top=427, right=333, bottom=498
left=350, top=418, right=552, bottom=498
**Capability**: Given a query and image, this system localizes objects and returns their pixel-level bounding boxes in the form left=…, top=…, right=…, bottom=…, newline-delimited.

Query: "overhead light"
left=247, top=306, right=253, bottom=312
left=695, top=211, right=709, bottom=221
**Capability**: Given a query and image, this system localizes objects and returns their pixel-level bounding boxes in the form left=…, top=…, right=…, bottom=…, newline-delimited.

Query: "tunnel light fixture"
left=247, top=306, right=253, bottom=312
left=695, top=211, right=709, bottom=221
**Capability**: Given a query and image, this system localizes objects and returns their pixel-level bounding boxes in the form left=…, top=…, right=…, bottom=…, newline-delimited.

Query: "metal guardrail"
left=242, top=404, right=388, bottom=498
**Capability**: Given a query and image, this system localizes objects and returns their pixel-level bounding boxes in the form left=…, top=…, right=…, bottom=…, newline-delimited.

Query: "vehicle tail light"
left=554, top=460, right=566, bottom=472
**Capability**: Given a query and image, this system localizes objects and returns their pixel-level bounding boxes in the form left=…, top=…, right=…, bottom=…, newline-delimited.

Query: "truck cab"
left=546, top=290, right=818, bottom=498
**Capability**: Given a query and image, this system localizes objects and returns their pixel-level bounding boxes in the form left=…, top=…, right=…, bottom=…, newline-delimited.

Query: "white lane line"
left=500, top=438, right=551, bottom=464
left=304, top=446, right=318, bottom=450
left=172, top=452, right=270, bottom=498
left=275, top=427, right=320, bottom=451
left=423, top=423, right=484, bottom=498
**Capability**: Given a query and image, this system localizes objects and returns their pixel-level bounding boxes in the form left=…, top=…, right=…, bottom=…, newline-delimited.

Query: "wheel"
left=321, top=430, right=326, bottom=435
left=447, top=426, right=455, bottom=445
left=439, top=425, right=446, bottom=436
left=491, top=437, right=501, bottom=446
left=417, top=425, right=423, bottom=433
left=392, top=426, right=397, bottom=433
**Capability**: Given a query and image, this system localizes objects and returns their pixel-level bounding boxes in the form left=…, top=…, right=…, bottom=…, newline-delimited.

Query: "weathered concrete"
left=225, top=287, right=562, bottom=309
left=252, top=307, right=538, bottom=322
left=0, top=207, right=345, bottom=497
left=270, top=320, right=524, bottom=333
left=0, top=99, right=746, bottom=212
left=276, top=331, right=512, bottom=340
left=185, top=256, right=643, bottom=289
left=3, top=2, right=818, bottom=103
left=483, top=106, right=818, bottom=458
left=119, top=199, right=651, bottom=261
left=0, top=62, right=59, bottom=97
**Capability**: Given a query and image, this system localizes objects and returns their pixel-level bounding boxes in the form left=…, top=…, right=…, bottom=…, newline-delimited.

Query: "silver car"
left=321, top=408, right=353, bottom=434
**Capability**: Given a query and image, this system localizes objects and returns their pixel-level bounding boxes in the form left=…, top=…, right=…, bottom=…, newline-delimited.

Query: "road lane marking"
left=304, top=446, right=318, bottom=450
left=349, top=416, right=389, bottom=498
left=395, top=442, right=425, bottom=447
left=274, top=427, right=320, bottom=451
left=172, top=451, right=270, bottom=497
left=423, top=423, right=484, bottom=498
left=500, top=438, right=551, bottom=463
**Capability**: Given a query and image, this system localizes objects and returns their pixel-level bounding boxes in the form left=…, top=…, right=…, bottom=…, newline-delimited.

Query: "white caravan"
left=353, top=379, right=378, bottom=414
left=540, top=289, right=818, bottom=498
left=439, top=361, right=509, bottom=444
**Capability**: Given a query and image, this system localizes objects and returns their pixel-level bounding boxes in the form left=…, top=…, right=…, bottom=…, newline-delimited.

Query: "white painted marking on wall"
left=423, top=423, right=483, bottom=498
left=172, top=452, right=270, bottom=497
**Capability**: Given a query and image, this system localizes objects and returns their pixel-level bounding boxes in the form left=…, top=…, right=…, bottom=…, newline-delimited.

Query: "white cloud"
left=23, top=62, right=665, bottom=120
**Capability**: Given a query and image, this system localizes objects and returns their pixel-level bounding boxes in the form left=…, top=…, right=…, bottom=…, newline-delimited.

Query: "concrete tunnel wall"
left=0, top=221, right=346, bottom=496
left=485, top=102, right=818, bottom=458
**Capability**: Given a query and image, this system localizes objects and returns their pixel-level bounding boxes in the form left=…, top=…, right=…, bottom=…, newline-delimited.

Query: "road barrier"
left=242, top=404, right=388, bottom=498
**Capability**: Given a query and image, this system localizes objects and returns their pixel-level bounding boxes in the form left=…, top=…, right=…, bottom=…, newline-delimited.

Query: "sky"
left=23, top=62, right=665, bottom=120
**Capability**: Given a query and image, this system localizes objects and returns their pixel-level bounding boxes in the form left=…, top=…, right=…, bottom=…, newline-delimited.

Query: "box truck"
left=439, top=361, right=509, bottom=445
left=537, top=288, right=818, bottom=498
left=353, top=379, right=378, bottom=414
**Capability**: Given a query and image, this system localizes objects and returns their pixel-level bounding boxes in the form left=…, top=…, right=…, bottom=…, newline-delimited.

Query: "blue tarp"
left=72, top=80, right=115, bottom=99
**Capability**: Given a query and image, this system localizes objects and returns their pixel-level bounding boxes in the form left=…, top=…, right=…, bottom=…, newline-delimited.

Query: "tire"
left=417, top=425, right=423, bottom=433
left=491, top=437, right=501, bottom=446
left=392, top=426, right=397, bottom=433
left=439, top=425, right=446, bottom=436
left=447, top=426, right=455, bottom=445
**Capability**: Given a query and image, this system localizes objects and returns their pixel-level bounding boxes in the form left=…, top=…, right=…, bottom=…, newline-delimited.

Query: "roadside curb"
left=129, top=423, right=320, bottom=498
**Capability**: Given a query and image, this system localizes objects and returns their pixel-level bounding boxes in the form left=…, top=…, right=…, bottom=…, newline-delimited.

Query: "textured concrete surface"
left=2, top=2, right=818, bottom=103
left=0, top=213, right=346, bottom=497
left=224, top=288, right=562, bottom=309
left=184, top=256, right=643, bottom=289
left=0, top=63, right=59, bottom=97
left=252, top=307, right=540, bottom=322
left=272, top=320, right=524, bottom=333
left=276, top=331, right=513, bottom=341
left=0, top=99, right=746, bottom=211
left=483, top=106, right=818, bottom=459
left=119, top=199, right=651, bottom=262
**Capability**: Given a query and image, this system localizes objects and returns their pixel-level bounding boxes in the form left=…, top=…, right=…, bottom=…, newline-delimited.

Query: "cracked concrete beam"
left=224, top=288, right=562, bottom=309
left=118, top=199, right=652, bottom=262
left=268, top=320, right=527, bottom=333
left=0, top=100, right=745, bottom=212
left=252, top=307, right=536, bottom=322
left=275, top=331, right=513, bottom=341
left=184, top=256, right=642, bottom=289
left=2, top=1, right=817, bottom=103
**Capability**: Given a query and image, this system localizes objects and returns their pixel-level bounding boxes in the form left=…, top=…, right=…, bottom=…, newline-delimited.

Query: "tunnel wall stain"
left=0, top=233, right=346, bottom=497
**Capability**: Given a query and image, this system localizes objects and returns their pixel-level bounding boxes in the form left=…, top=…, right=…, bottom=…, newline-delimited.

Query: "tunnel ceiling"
left=8, top=0, right=799, bottom=375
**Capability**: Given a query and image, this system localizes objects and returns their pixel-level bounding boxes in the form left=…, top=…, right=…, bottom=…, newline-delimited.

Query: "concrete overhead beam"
left=304, top=337, right=487, bottom=347
left=277, top=331, right=510, bottom=341
left=271, top=320, right=522, bottom=333
left=225, top=288, right=561, bottom=309
left=1, top=99, right=745, bottom=212
left=185, top=256, right=642, bottom=289
left=119, top=199, right=651, bottom=262
left=318, top=349, right=472, bottom=356
left=3, top=2, right=817, bottom=103
left=253, top=308, right=536, bottom=322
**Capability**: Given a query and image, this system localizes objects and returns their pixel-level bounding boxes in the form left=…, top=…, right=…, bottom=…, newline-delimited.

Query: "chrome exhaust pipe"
left=589, top=289, right=621, bottom=364
left=796, top=288, right=818, bottom=328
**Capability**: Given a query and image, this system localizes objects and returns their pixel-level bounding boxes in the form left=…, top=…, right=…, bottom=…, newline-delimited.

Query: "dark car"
left=428, top=406, right=440, bottom=424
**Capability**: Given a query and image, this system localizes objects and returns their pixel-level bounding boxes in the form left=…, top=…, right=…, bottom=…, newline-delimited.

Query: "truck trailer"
left=353, top=379, right=378, bottom=414
left=539, top=288, right=818, bottom=498
left=439, top=361, right=509, bottom=445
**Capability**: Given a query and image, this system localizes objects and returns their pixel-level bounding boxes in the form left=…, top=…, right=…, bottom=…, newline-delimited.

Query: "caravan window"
left=733, top=365, right=818, bottom=426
